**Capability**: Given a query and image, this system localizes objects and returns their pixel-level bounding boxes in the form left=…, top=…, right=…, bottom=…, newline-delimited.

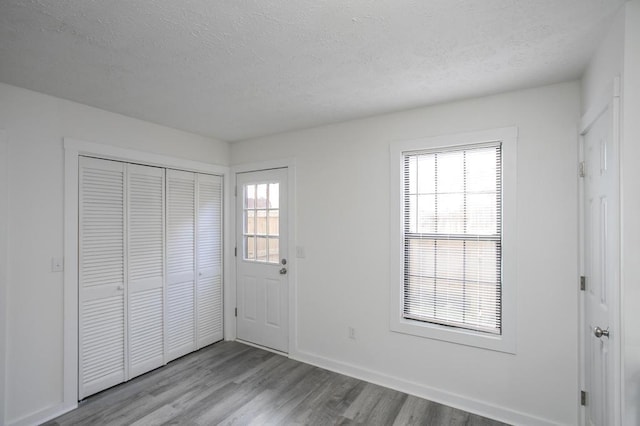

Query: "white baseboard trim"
left=291, top=349, right=560, bottom=426
left=7, top=402, right=76, bottom=426
left=235, top=339, right=288, bottom=357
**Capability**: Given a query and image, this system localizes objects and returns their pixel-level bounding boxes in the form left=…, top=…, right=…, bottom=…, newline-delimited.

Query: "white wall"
left=581, top=7, right=625, bottom=115
left=0, top=82, right=229, bottom=425
left=231, top=81, right=581, bottom=425
left=621, top=2, right=640, bottom=424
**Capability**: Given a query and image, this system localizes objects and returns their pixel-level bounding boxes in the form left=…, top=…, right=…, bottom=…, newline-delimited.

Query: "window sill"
left=390, top=316, right=516, bottom=354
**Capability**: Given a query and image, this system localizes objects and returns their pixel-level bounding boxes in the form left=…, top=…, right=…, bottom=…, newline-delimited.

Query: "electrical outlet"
left=348, top=326, right=356, bottom=340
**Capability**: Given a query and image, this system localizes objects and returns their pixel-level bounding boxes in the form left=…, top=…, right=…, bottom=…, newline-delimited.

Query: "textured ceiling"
left=0, top=0, right=624, bottom=141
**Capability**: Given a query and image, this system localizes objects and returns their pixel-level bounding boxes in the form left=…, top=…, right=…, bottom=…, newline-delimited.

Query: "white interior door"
left=196, top=173, right=224, bottom=347
left=127, top=164, right=165, bottom=378
left=236, top=168, right=289, bottom=353
left=79, top=159, right=223, bottom=398
left=583, top=97, right=619, bottom=426
left=166, top=169, right=197, bottom=361
left=79, top=157, right=126, bottom=399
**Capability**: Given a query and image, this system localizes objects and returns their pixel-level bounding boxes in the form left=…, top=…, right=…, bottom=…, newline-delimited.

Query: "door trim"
left=578, top=77, right=622, bottom=426
left=231, top=159, right=297, bottom=356
left=63, top=138, right=231, bottom=412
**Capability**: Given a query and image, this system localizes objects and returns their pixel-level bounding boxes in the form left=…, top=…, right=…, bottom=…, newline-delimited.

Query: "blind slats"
left=402, top=143, right=502, bottom=335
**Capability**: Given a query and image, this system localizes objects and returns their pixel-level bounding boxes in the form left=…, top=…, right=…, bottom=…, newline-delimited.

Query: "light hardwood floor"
left=45, top=341, right=509, bottom=425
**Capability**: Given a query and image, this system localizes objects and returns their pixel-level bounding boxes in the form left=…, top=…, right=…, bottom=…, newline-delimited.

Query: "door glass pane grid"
left=243, top=182, right=280, bottom=263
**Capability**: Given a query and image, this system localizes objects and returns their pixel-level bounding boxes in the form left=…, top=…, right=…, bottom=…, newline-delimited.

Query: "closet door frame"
left=63, top=138, right=231, bottom=410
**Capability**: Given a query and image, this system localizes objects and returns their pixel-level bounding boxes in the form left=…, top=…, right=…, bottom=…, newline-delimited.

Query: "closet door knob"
left=594, top=326, right=610, bottom=339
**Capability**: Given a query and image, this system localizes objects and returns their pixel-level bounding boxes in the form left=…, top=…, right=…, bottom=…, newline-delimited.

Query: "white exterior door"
left=582, top=96, right=619, bottom=426
left=236, top=169, right=289, bottom=353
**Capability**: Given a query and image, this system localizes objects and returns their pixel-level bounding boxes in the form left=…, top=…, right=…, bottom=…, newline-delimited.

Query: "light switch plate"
left=51, top=257, right=63, bottom=272
left=296, top=246, right=306, bottom=259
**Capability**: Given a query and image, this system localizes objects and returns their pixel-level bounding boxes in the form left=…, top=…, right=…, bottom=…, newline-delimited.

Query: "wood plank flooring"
left=45, top=341, right=510, bottom=426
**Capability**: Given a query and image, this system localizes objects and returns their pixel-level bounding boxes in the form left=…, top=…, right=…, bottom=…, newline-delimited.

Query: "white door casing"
left=581, top=86, right=621, bottom=426
left=236, top=168, right=289, bottom=353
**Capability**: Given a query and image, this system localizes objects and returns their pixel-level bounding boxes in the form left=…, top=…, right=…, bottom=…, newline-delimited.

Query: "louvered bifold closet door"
left=196, top=174, right=224, bottom=347
left=166, top=169, right=197, bottom=361
left=79, top=157, right=126, bottom=399
left=127, top=164, right=165, bottom=378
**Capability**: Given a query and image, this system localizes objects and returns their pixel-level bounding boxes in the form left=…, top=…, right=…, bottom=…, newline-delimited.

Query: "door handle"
left=279, top=267, right=287, bottom=275
left=594, top=326, right=610, bottom=339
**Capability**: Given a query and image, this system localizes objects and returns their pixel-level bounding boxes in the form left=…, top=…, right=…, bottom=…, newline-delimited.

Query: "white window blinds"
left=402, top=142, right=502, bottom=334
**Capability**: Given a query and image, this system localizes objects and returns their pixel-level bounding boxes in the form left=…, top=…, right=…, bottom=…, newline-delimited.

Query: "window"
left=243, top=182, right=280, bottom=263
left=404, top=143, right=501, bottom=334
left=390, top=128, right=516, bottom=353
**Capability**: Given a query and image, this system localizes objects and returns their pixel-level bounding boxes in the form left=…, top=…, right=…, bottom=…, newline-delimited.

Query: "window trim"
left=390, top=128, right=517, bottom=354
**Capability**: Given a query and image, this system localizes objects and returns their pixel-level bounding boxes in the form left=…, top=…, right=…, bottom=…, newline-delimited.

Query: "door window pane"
left=256, top=210, right=267, bottom=234
left=256, top=237, right=267, bottom=262
left=269, top=183, right=279, bottom=208
left=268, top=210, right=279, bottom=236
left=268, top=238, right=279, bottom=263
left=245, top=185, right=255, bottom=208
left=257, top=184, right=267, bottom=206
left=245, top=236, right=255, bottom=260
left=243, top=182, right=280, bottom=263
left=245, top=210, right=255, bottom=234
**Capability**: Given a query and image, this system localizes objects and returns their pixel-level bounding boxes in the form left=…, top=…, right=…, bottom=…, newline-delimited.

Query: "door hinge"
left=235, top=307, right=238, bottom=317
left=234, top=186, right=237, bottom=196
left=234, top=247, right=237, bottom=257
left=580, top=276, right=586, bottom=291
left=581, top=390, right=587, bottom=406
left=579, top=161, right=586, bottom=178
